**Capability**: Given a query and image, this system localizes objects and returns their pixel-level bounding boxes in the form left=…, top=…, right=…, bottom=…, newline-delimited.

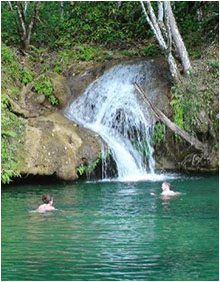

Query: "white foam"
left=85, top=172, right=181, bottom=183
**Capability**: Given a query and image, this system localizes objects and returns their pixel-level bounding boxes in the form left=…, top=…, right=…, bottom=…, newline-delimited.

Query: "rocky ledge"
left=19, top=112, right=100, bottom=181
left=10, top=73, right=101, bottom=181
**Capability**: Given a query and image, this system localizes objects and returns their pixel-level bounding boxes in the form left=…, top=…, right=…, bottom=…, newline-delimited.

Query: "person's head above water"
left=42, top=194, right=53, bottom=205
left=161, top=182, right=171, bottom=192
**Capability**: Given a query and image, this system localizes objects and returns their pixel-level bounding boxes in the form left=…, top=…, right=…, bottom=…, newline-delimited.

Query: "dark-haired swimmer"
left=36, top=194, right=56, bottom=213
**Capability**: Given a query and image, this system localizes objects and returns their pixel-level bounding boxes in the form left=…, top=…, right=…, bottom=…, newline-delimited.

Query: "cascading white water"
left=65, top=62, right=159, bottom=181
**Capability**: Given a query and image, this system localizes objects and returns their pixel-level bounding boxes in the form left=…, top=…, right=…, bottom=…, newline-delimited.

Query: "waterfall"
left=65, top=62, right=160, bottom=181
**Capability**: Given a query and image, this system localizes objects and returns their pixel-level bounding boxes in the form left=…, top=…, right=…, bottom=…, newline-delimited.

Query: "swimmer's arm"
left=48, top=206, right=58, bottom=211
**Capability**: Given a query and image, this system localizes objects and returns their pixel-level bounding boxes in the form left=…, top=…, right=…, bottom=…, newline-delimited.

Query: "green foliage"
left=29, top=45, right=48, bottom=55
left=173, top=2, right=219, bottom=49
left=1, top=95, right=24, bottom=184
left=76, top=153, right=108, bottom=177
left=2, top=2, right=150, bottom=50
left=53, top=46, right=98, bottom=73
left=170, top=55, right=219, bottom=143
left=1, top=44, right=18, bottom=86
left=151, top=123, right=166, bottom=145
left=1, top=44, right=35, bottom=90
left=58, top=49, right=72, bottom=65
left=53, top=60, right=62, bottom=74
left=1, top=2, right=19, bottom=45
left=1, top=43, right=14, bottom=64
left=77, top=164, right=86, bottom=176
left=87, top=159, right=99, bottom=174
left=20, top=67, right=34, bottom=85
left=191, top=49, right=202, bottom=60
left=74, top=46, right=98, bottom=61
left=56, top=2, right=147, bottom=48
left=171, top=83, right=199, bottom=139
left=208, top=60, right=219, bottom=78
left=142, top=43, right=159, bottom=57
left=120, top=48, right=139, bottom=57
left=33, top=75, right=58, bottom=105
left=170, top=96, right=184, bottom=129
left=1, top=1, right=219, bottom=52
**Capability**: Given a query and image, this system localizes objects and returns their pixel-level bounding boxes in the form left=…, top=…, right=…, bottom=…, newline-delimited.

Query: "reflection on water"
left=1, top=176, right=219, bottom=281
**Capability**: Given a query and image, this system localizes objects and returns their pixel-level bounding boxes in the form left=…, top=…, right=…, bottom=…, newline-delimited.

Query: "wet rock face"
left=8, top=71, right=101, bottom=181
left=19, top=112, right=101, bottom=181
left=67, top=58, right=172, bottom=117
left=16, top=58, right=217, bottom=179
left=66, top=58, right=174, bottom=173
left=67, top=59, right=122, bottom=105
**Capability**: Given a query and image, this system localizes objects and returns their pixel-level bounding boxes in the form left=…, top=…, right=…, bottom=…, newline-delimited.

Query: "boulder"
left=50, top=73, right=71, bottom=109
left=19, top=112, right=101, bottom=181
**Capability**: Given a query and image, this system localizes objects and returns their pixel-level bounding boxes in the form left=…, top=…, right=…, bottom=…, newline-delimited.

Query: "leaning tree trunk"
left=166, top=52, right=180, bottom=82
left=134, top=83, right=208, bottom=155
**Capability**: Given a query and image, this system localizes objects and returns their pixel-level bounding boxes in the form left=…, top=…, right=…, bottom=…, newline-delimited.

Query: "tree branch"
left=158, top=1, right=163, bottom=22
left=27, top=2, right=40, bottom=43
left=24, top=1, right=29, bottom=14
left=16, top=2, right=27, bottom=36
left=134, top=82, right=208, bottom=154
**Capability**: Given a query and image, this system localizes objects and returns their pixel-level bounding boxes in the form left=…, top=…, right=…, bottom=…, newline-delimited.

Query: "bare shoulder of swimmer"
left=36, top=204, right=56, bottom=213
left=36, top=204, right=46, bottom=213
left=161, top=190, right=181, bottom=196
left=36, top=194, right=56, bottom=213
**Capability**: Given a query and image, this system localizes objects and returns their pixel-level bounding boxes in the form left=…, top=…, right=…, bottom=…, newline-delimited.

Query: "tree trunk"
left=20, top=37, right=30, bottom=53
left=140, top=1, right=181, bottom=83
left=166, top=52, right=181, bottom=82
left=140, top=1, right=192, bottom=81
left=167, top=2, right=192, bottom=75
left=13, top=1, right=40, bottom=53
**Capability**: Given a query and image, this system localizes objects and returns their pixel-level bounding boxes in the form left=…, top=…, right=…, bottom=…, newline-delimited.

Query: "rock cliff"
left=11, top=74, right=101, bottom=181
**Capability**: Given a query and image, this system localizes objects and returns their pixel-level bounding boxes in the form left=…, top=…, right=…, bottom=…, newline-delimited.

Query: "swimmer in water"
left=160, top=182, right=180, bottom=197
left=150, top=182, right=180, bottom=197
left=36, top=194, right=56, bottom=213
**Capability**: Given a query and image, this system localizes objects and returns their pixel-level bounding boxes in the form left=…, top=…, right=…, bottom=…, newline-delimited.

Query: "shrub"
left=33, top=75, right=58, bottom=105
left=151, top=123, right=166, bottom=145
left=73, top=45, right=98, bottom=61
left=1, top=95, right=24, bottom=183
left=20, top=67, right=34, bottom=85
left=1, top=43, right=14, bottom=64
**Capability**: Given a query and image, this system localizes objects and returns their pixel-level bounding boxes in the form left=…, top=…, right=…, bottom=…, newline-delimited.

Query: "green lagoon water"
left=1, top=175, right=219, bottom=281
